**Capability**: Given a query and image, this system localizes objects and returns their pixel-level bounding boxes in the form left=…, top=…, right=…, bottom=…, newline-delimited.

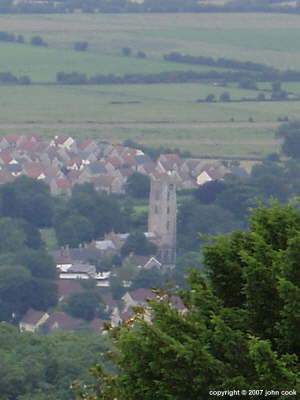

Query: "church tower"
left=148, top=172, right=177, bottom=267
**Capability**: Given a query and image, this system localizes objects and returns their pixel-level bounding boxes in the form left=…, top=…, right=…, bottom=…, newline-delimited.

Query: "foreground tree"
left=276, top=120, right=300, bottom=160
left=78, top=202, right=300, bottom=399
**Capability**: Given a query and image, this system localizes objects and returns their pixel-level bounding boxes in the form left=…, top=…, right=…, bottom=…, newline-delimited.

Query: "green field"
left=0, top=12, right=299, bottom=159
left=2, top=13, right=300, bottom=69
left=0, top=84, right=283, bottom=158
left=0, top=42, right=231, bottom=82
left=0, top=84, right=294, bottom=123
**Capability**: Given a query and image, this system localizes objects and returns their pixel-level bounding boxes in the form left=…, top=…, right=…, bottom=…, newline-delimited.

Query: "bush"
left=74, top=41, right=88, bottom=51
left=30, top=36, right=48, bottom=47
left=219, top=91, right=231, bottom=102
left=137, top=50, right=146, bottom=59
left=122, top=47, right=131, bottom=56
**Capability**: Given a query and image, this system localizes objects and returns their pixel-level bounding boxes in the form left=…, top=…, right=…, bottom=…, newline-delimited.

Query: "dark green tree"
left=122, top=47, right=131, bottom=56
left=79, top=202, right=300, bottom=399
left=125, top=172, right=150, bottom=199
left=0, top=176, right=53, bottom=227
left=219, top=91, right=230, bottom=102
left=0, top=217, right=26, bottom=253
left=194, top=180, right=226, bottom=204
left=55, top=214, right=94, bottom=247
left=276, top=120, right=300, bottom=160
left=121, top=232, right=157, bottom=258
left=65, top=290, right=102, bottom=321
left=74, top=41, right=88, bottom=51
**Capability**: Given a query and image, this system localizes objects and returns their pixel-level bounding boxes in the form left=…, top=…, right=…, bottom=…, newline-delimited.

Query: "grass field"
left=0, top=42, right=231, bottom=82
left=0, top=84, right=295, bottom=123
left=0, top=84, right=283, bottom=158
left=2, top=13, right=300, bottom=69
left=0, top=13, right=299, bottom=159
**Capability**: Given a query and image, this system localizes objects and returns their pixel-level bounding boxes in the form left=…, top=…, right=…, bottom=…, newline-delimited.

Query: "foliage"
left=74, top=41, right=88, bottom=51
left=79, top=202, right=300, bottom=399
left=276, top=120, right=300, bottom=160
left=125, top=172, right=150, bottom=199
left=194, top=180, right=226, bottom=204
left=121, top=231, right=157, bottom=258
left=177, top=200, right=242, bottom=251
left=131, top=267, right=164, bottom=290
left=65, top=290, right=103, bottom=321
left=0, top=176, right=53, bottom=227
left=54, top=184, right=128, bottom=246
left=0, top=324, right=113, bottom=400
left=30, top=35, right=48, bottom=47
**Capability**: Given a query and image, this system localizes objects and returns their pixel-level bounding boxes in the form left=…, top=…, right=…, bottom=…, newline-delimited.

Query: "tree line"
left=164, top=52, right=276, bottom=74
left=0, top=0, right=299, bottom=14
left=55, top=69, right=300, bottom=86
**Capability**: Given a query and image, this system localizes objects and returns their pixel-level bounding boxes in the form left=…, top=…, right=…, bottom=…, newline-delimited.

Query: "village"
left=0, top=134, right=248, bottom=334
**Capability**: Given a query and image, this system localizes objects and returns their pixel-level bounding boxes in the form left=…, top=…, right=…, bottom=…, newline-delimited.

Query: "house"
left=101, top=293, right=122, bottom=327
left=59, top=263, right=97, bottom=280
left=49, top=177, right=72, bottom=196
left=45, top=312, right=81, bottom=332
left=95, top=271, right=111, bottom=287
left=89, top=318, right=107, bottom=333
left=52, top=247, right=103, bottom=265
left=196, top=170, right=213, bottom=185
left=77, top=139, right=98, bottom=154
left=55, top=279, right=82, bottom=302
left=156, top=154, right=183, bottom=173
left=122, top=288, right=156, bottom=312
left=92, top=239, right=117, bottom=258
left=19, top=309, right=49, bottom=332
left=143, top=256, right=162, bottom=270
left=50, top=136, right=76, bottom=151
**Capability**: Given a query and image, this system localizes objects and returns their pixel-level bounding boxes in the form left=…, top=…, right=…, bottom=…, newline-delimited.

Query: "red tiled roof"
left=0, top=170, right=14, bottom=183
left=129, top=288, right=155, bottom=302
left=55, top=280, right=82, bottom=300
left=89, top=318, right=106, bottom=332
left=159, top=153, right=182, bottom=162
left=21, top=308, right=47, bottom=325
left=92, top=175, right=115, bottom=186
left=105, top=157, right=122, bottom=167
left=0, top=151, right=13, bottom=164
left=78, top=140, right=95, bottom=151
left=56, top=178, right=72, bottom=189
left=124, top=254, right=150, bottom=267
left=4, top=134, right=22, bottom=144
left=54, top=135, right=70, bottom=145
left=46, top=312, right=80, bottom=331
left=101, top=293, right=117, bottom=309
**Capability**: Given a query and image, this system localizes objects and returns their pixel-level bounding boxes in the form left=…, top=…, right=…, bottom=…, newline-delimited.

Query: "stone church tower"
left=148, top=172, right=177, bottom=267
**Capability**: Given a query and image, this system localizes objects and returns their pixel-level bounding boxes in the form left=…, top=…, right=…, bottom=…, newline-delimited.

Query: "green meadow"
left=0, top=84, right=283, bottom=158
left=1, top=13, right=300, bottom=69
left=0, top=42, right=228, bottom=83
left=1, top=12, right=300, bottom=158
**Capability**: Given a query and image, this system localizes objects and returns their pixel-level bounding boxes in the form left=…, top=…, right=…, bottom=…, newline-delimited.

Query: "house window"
left=167, top=206, right=170, bottom=214
left=169, top=184, right=174, bottom=190
left=155, top=190, right=160, bottom=200
left=167, top=191, right=170, bottom=201
left=155, top=205, right=158, bottom=214
left=166, top=221, right=170, bottom=231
